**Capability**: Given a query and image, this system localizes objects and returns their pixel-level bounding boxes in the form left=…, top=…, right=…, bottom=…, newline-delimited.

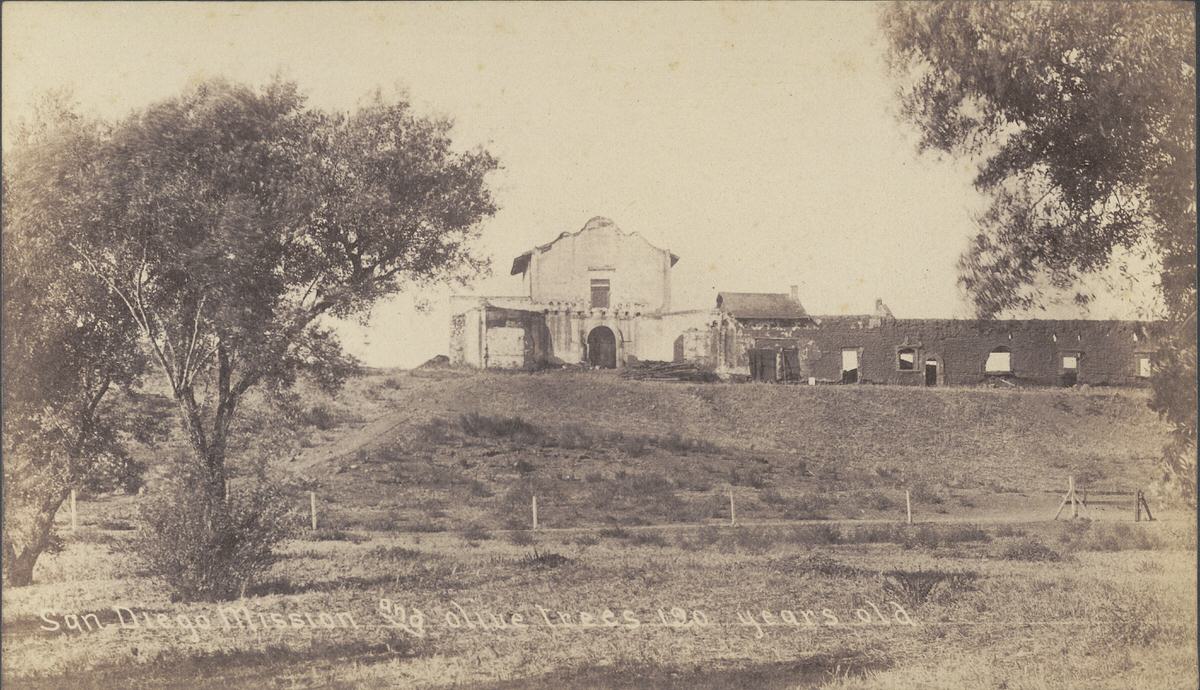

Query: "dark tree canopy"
left=882, top=1, right=1196, bottom=319
left=2, top=97, right=150, bottom=585
left=48, top=79, right=499, bottom=501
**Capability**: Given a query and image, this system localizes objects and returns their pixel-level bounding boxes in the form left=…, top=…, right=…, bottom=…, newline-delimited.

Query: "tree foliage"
left=2, top=96, right=150, bottom=586
left=881, top=1, right=1195, bottom=319
left=882, top=1, right=1196, bottom=504
left=65, top=79, right=498, bottom=507
left=6, top=80, right=498, bottom=595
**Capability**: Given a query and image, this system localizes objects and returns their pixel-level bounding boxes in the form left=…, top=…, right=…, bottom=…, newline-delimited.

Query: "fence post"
left=1135, top=490, right=1141, bottom=522
left=1069, top=476, right=1078, bottom=519
left=532, top=495, right=539, bottom=530
left=729, top=489, right=736, bottom=527
left=309, top=491, right=317, bottom=530
left=905, top=489, right=912, bottom=525
left=70, top=489, right=77, bottom=531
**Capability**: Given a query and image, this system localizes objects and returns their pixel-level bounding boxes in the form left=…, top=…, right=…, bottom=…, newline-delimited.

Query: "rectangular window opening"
left=841, top=348, right=860, bottom=384
left=1136, top=355, right=1152, bottom=378
left=985, top=350, right=1012, bottom=374
left=590, top=279, right=610, bottom=309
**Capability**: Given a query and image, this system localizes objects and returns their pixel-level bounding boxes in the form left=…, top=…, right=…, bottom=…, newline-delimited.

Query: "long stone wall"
left=715, top=316, right=1163, bottom=387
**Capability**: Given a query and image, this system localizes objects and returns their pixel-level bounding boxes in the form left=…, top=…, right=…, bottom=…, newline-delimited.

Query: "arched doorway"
left=587, top=326, right=617, bottom=369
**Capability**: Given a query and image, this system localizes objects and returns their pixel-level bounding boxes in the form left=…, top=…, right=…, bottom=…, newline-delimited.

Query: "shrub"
left=518, top=549, right=571, bottom=569
left=507, top=530, right=537, bottom=546
left=598, top=525, right=631, bottom=539
left=461, top=524, right=493, bottom=542
left=616, top=435, right=650, bottom=458
left=587, top=473, right=683, bottom=519
left=729, top=527, right=781, bottom=554
left=676, top=525, right=724, bottom=550
left=658, top=433, right=719, bottom=455
left=302, top=404, right=337, bottom=431
left=137, top=474, right=297, bottom=602
left=1098, top=584, right=1174, bottom=646
left=1062, top=522, right=1163, bottom=552
left=904, top=524, right=991, bottom=549
left=465, top=479, right=493, bottom=498
left=302, top=528, right=371, bottom=544
left=729, top=464, right=770, bottom=488
left=96, top=519, right=136, bottom=531
left=865, top=491, right=899, bottom=511
left=908, top=483, right=945, bottom=505
left=627, top=531, right=669, bottom=547
left=760, top=488, right=789, bottom=505
left=410, top=419, right=452, bottom=450
left=458, top=412, right=541, bottom=441
left=779, top=552, right=866, bottom=578
left=998, top=539, right=1062, bottom=562
left=881, top=569, right=978, bottom=608
left=571, top=532, right=599, bottom=547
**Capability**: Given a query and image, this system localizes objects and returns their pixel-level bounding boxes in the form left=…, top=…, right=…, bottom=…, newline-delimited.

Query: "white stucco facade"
left=450, top=217, right=711, bottom=369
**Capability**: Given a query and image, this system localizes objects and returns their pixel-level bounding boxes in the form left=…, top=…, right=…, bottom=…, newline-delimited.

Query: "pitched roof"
left=717, top=292, right=810, bottom=320
left=510, top=216, right=679, bottom=275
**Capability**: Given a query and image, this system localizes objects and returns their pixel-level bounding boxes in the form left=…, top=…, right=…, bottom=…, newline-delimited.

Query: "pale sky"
left=2, top=2, right=1162, bottom=367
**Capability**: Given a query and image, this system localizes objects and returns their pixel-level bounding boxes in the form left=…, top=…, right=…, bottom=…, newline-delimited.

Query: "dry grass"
left=4, top=369, right=1193, bottom=688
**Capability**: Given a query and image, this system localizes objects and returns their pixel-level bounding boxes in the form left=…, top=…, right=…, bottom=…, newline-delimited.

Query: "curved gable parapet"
left=511, top=216, right=676, bottom=312
left=511, top=216, right=678, bottom=274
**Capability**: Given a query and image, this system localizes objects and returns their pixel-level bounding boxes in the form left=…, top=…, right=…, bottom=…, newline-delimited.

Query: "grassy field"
left=2, top=369, right=1196, bottom=688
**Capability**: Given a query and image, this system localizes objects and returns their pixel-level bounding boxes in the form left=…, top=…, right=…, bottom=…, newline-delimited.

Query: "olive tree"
left=66, top=79, right=498, bottom=505
left=2, top=97, right=148, bottom=585
left=882, top=1, right=1196, bottom=503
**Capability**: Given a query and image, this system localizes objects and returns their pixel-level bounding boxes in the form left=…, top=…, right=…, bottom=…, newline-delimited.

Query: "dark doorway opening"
left=749, top=349, right=777, bottom=382
left=781, top=348, right=801, bottom=383
left=924, top=359, right=939, bottom=386
left=587, top=326, right=616, bottom=369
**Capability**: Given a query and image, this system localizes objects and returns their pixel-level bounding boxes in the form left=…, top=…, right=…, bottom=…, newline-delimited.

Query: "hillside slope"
left=291, top=370, right=1171, bottom=530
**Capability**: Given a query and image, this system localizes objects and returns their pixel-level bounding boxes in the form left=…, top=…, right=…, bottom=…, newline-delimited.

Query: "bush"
left=136, top=473, right=297, bottom=602
left=598, top=525, right=631, bottom=539
left=998, top=538, right=1062, bottom=562
left=658, top=432, right=719, bottom=455
left=881, top=569, right=978, bottom=608
left=458, top=412, right=541, bottom=441
left=461, top=524, right=493, bottom=542
left=865, top=491, right=899, bottom=511
left=302, top=404, right=337, bottom=430
left=729, top=464, right=769, bottom=489
left=518, top=549, right=570, bottom=569
left=508, top=530, right=537, bottom=546
left=627, top=531, right=669, bottom=547
left=909, top=483, right=946, bottom=505
left=303, top=528, right=370, bottom=543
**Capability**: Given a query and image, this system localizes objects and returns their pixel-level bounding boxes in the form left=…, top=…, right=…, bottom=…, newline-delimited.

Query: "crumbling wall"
left=448, top=314, right=466, bottom=365
left=715, top=316, right=818, bottom=377
left=482, top=307, right=547, bottom=369
left=803, top=318, right=1161, bottom=386
left=704, top=315, right=1162, bottom=387
left=676, top=327, right=714, bottom=365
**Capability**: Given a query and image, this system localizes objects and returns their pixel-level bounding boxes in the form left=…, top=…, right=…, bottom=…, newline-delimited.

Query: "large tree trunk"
left=3, top=487, right=70, bottom=587
left=173, top=344, right=245, bottom=504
